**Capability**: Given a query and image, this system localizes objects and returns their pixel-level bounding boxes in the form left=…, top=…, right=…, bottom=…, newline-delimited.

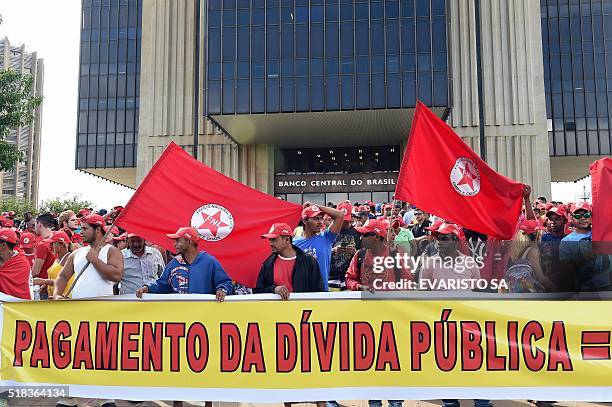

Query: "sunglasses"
left=572, top=212, right=591, bottom=219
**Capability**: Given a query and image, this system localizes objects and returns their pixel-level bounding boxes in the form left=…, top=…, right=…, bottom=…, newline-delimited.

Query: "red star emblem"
left=197, top=210, right=229, bottom=238
left=456, top=163, right=476, bottom=191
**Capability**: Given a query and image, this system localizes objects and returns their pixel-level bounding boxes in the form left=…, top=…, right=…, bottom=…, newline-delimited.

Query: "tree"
left=0, top=196, right=37, bottom=218
left=0, top=69, right=43, bottom=171
left=40, top=195, right=92, bottom=215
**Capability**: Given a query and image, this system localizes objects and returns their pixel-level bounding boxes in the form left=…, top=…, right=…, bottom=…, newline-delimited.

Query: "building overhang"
left=550, top=155, right=606, bottom=182
left=78, top=167, right=137, bottom=189
left=209, top=107, right=447, bottom=148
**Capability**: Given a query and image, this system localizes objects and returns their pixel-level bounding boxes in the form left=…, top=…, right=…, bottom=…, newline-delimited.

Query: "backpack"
left=504, top=247, right=544, bottom=293
left=356, top=248, right=403, bottom=281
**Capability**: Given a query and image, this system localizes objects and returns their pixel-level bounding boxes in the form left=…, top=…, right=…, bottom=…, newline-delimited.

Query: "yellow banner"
left=1, top=296, right=611, bottom=401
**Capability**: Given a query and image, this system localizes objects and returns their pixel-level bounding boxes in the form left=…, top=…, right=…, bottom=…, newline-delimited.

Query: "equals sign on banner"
left=581, top=331, right=611, bottom=360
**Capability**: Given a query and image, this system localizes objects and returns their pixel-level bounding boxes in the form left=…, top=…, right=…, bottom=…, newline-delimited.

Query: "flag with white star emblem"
left=394, top=102, right=524, bottom=240
left=115, top=142, right=303, bottom=287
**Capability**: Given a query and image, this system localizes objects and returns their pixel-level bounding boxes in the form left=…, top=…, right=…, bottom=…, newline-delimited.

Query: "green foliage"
left=0, top=196, right=37, bottom=218
left=0, top=69, right=43, bottom=171
left=39, top=195, right=93, bottom=215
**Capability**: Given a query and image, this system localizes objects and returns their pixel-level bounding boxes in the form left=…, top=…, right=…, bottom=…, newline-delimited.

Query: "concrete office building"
left=76, top=0, right=612, bottom=204
left=0, top=37, right=44, bottom=204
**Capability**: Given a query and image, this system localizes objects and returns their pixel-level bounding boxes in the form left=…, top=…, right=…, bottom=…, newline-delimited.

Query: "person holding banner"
left=0, top=228, right=32, bottom=300
left=52, top=214, right=124, bottom=300
left=255, top=222, right=324, bottom=298
left=136, top=226, right=233, bottom=301
left=294, top=203, right=344, bottom=291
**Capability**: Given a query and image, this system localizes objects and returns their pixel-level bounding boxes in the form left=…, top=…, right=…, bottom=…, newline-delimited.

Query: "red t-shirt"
left=34, top=240, right=56, bottom=280
left=273, top=255, right=296, bottom=292
left=0, top=251, right=32, bottom=300
left=24, top=253, right=35, bottom=268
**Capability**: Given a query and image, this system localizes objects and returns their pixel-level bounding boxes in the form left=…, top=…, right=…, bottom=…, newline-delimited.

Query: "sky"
left=0, top=1, right=592, bottom=209
left=0, top=0, right=134, bottom=210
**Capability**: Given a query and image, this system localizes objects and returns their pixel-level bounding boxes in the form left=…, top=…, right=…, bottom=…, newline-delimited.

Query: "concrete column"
left=449, top=0, right=552, bottom=199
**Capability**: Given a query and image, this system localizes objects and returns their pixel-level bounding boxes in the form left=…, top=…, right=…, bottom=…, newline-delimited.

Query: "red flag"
left=395, top=101, right=524, bottom=240
left=590, top=157, right=612, bottom=252
left=115, top=142, right=302, bottom=287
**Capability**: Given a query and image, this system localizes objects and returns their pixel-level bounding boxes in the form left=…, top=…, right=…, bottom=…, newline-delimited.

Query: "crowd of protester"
left=0, top=185, right=608, bottom=407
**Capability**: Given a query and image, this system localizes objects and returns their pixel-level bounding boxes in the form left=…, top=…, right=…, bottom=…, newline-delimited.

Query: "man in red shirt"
left=254, top=222, right=323, bottom=299
left=31, top=213, right=57, bottom=299
left=0, top=228, right=32, bottom=300
left=18, top=232, right=37, bottom=268
left=345, top=219, right=413, bottom=293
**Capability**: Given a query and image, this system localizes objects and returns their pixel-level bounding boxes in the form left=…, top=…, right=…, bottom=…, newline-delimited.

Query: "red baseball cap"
left=105, top=225, right=120, bottom=235
left=113, top=232, right=128, bottom=241
left=166, top=226, right=200, bottom=243
left=518, top=219, right=546, bottom=235
left=302, top=205, right=323, bottom=219
left=0, top=228, right=18, bottom=245
left=78, top=208, right=91, bottom=217
left=337, top=202, right=353, bottom=221
left=82, top=214, right=106, bottom=228
left=49, top=231, right=71, bottom=245
left=570, top=202, right=592, bottom=213
left=355, top=220, right=388, bottom=238
left=546, top=205, right=567, bottom=218
left=425, top=219, right=445, bottom=231
left=432, top=222, right=464, bottom=239
left=2, top=219, right=14, bottom=228
left=261, top=223, right=293, bottom=239
left=8, top=211, right=15, bottom=217
left=126, top=233, right=140, bottom=238
left=19, top=232, right=36, bottom=249
left=544, top=203, right=554, bottom=211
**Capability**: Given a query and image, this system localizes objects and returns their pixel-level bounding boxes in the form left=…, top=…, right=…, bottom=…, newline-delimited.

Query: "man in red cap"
left=294, top=203, right=344, bottom=291
left=0, top=228, right=32, bottom=299
left=136, top=227, right=232, bottom=300
left=33, top=231, right=74, bottom=298
left=18, top=231, right=37, bottom=268
left=120, top=233, right=165, bottom=295
left=329, top=202, right=362, bottom=291
left=52, top=214, right=124, bottom=299
left=345, top=219, right=412, bottom=293
left=31, top=213, right=57, bottom=298
left=419, top=222, right=482, bottom=290
left=543, top=205, right=568, bottom=242
left=559, top=202, right=611, bottom=291
left=254, top=223, right=323, bottom=299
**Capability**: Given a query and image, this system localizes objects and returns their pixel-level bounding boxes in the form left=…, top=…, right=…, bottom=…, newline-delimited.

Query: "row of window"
left=84, top=0, right=132, bottom=7
left=546, top=91, right=612, bottom=118
left=277, top=146, right=400, bottom=174
left=78, top=109, right=138, bottom=134
left=541, top=1, right=612, bottom=17
left=209, top=19, right=446, bottom=63
left=207, top=72, right=447, bottom=114
left=81, top=40, right=139, bottom=64
left=79, top=74, right=139, bottom=98
left=548, top=130, right=612, bottom=156
left=76, top=145, right=135, bottom=168
left=79, top=97, right=139, bottom=111
left=81, top=28, right=139, bottom=41
left=77, top=132, right=137, bottom=147
left=83, top=3, right=138, bottom=29
left=209, top=0, right=445, bottom=27
left=80, top=62, right=140, bottom=76
left=209, top=53, right=446, bottom=81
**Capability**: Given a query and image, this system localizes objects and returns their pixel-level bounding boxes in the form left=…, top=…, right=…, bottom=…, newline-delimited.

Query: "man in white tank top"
left=52, top=214, right=124, bottom=300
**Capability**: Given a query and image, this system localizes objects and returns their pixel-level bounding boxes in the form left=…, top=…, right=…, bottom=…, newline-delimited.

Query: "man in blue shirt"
left=136, top=226, right=233, bottom=301
left=294, top=202, right=344, bottom=291
left=560, top=202, right=611, bottom=291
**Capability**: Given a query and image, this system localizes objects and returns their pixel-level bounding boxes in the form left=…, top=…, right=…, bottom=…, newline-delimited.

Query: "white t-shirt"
left=71, top=244, right=114, bottom=299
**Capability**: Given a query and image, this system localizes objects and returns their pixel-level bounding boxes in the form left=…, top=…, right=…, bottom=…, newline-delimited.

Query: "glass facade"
left=205, top=0, right=449, bottom=115
left=76, top=0, right=141, bottom=169
left=541, top=0, right=612, bottom=156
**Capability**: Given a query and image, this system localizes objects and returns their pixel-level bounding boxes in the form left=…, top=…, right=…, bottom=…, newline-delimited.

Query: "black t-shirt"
left=329, top=226, right=362, bottom=282
left=411, top=220, right=432, bottom=238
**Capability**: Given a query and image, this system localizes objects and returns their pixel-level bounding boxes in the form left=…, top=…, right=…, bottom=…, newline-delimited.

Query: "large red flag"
left=590, top=157, right=612, bottom=252
left=395, top=101, right=524, bottom=240
left=115, top=142, right=302, bottom=287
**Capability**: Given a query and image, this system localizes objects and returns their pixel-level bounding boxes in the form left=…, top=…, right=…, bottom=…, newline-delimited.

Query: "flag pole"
left=62, top=220, right=118, bottom=298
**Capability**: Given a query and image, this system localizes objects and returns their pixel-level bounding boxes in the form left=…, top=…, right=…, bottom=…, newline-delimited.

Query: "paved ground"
left=6, top=399, right=612, bottom=407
